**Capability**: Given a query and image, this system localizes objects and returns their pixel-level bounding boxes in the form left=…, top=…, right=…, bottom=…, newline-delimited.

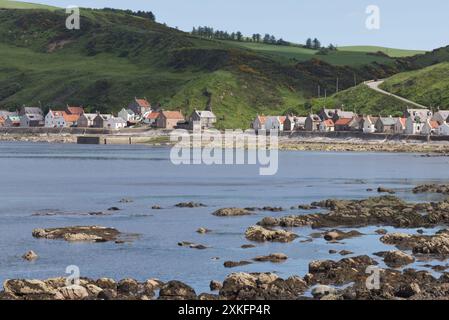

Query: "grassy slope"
left=380, top=62, right=449, bottom=108
left=0, top=0, right=57, bottom=10
left=339, top=46, right=426, bottom=58
left=311, top=84, right=408, bottom=116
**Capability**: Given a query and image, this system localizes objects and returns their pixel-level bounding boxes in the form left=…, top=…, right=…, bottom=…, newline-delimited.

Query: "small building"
left=105, top=117, right=127, bottom=130
left=394, top=118, right=407, bottom=134
left=19, top=106, right=43, bottom=117
left=128, top=97, right=151, bottom=115
left=77, top=113, right=97, bottom=128
left=375, top=116, right=396, bottom=133
left=265, top=116, right=286, bottom=132
left=156, top=111, right=184, bottom=129
left=437, top=122, right=449, bottom=136
left=421, top=119, right=440, bottom=135
left=430, top=110, right=449, bottom=125
left=404, top=108, right=433, bottom=120
left=65, top=105, right=84, bottom=116
left=305, top=114, right=321, bottom=131
left=284, top=116, right=306, bottom=131
left=143, top=111, right=160, bottom=126
left=4, top=115, right=21, bottom=127
left=252, top=115, right=267, bottom=131
left=405, top=115, right=427, bottom=135
left=334, top=118, right=353, bottom=131
left=190, top=110, right=217, bottom=129
left=319, top=119, right=335, bottom=132
left=347, top=116, right=363, bottom=132
left=333, top=110, right=356, bottom=122
left=93, top=113, right=113, bottom=128
left=361, top=116, right=378, bottom=133
left=45, top=110, right=79, bottom=128
left=118, top=108, right=137, bottom=122
left=20, top=113, right=44, bottom=127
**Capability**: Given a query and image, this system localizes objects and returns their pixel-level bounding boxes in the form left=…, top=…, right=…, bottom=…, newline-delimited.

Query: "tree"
left=236, top=31, right=243, bottom=41
left=306, top=38, right=313, bottom=49
left=270, top=35, right=276, bottom=44
left=263, top=34, right=271, bottom=43
left=312, top=38, right=321, bottom=49
left=255, top=33, right=261, bottom=42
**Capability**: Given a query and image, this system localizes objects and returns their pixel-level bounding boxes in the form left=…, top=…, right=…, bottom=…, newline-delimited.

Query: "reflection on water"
left=0, top=142, right=447, bottom=292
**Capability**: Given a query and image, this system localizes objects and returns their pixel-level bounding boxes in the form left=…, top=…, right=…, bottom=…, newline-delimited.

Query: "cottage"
left=319, top=119, right=335, bottom=132
left=19, top=106, right=43, bottom=117
left=265, top=116, right=286, bottom=131
left=143, top=111, right=160, bottom=126
left=77, top=113, right=97, bottom=128
left=156, top=111, right=184, bottom=129
left=305, top=114, right=321, bottom=131
left=128, top=98, right=151, bottom=115
left=105, top=117, right=127, bottom=130
left=404, top=108, right=433, bottom=120
left=437, top=123, right=449, bottom=136
left=118, top=108, right=137, bottom=123
left=20, top=113, right=44, bottom=127
left=334, top=118, right=352, bottom=131
left=405, top=109, right=431, bottom=135
left=93, top=114, right=113, bottom=128
left=431, top=110, right=449, bottom=125
left=189, top=110, right=217, bottom=129
left=375, top=116, right=396, bottom=133
left=347, top=116, right=363, bottom=132
left=394, top=118, right=407, bottom=134
left=284, top=116, right=306, bottom=131
left=65, top=105, right=84, bottom=116
left=4, top=115, right=21, bottom=127
left=252, top=115, right=267, bottom=131
left=421, top=119, right=440, bottom=135
left=45, top=110, right=79, bottom=128
left=333, top=110, right=356, bottom=122
left=361, top=116, right=378, bottom=133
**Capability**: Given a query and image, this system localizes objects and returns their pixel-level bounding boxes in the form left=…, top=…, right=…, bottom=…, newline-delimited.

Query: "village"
left=1, top=97, right=449, bottom=137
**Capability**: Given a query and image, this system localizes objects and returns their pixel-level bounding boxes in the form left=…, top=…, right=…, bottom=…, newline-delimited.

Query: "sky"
left=18, top=0, right=449, bottom=50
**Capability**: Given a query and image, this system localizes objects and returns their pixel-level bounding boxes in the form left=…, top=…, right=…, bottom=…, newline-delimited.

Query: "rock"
left=97, top=289, right=117, bottom=300
left=375, top=229, right=388, bottom=235
left=224, top=261, right=253, bottom=268
left=311, top=285, right=337, bottom=298
left=107, top=207, right=120, bottom=211
left=119, top=198, right=133, bottom=203
left=3, top=279, right=57, bottom=298
left=178, top=241, right=208, bottom=250
left=245, top=225, right=298, bottom=243
left=212, top=208, right=252, bottom=217
left=375, top=250, right=415, bottom=268
left=262, top=207, right=284, bottom=212
left=339, top=250, right=354, bottom=256
left=158, top=281, right=197, bottom=300
left=196, top=228, right=211, bottom=234
left=253, top=253, right=288, bottom=263
left=175, top=202, right=206, bottom=208
left=117, top=278, right=139, bottom=295
left=219, top=272, right=307, bottom=300
left=151, top=205, right=162, bottom=210
left=56, top=285, right=89, bottom=300
left=32, top=226, right=122, bottom=243
left=22, top=250, right=38, bottom=261
left=377, top=187, right=396, bottom=194
left=329, top=250, right=338, bottom=254
left=381, top=231, right=449, bottom=255
left=145, top=278, right=164, bottom=291
left=413, top=184, right=449, bottom=195
left=96, top=278, right=116, bottom=290
left=85, top=284, right=103, bottom=297
left=324, top=230, right=363, bottom=241
left=210, top=280, right=223, bottom=291
left=241, top=244, right=256, bottom=249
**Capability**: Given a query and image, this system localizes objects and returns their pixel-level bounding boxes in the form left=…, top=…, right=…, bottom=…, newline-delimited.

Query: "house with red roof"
left=45, top=110, right=80, bottom=128
left=319, top=119, right=335, bottom=132
left=422, top=119, right=440, bottom=135
left=128, top=97, right=152, bottom=115
left=143, top=111, right=160, bottom=126
left=65, top=105, right=84, bottom=116
left=252, top=115, right=267, bottom=131
left=156, top=110, right=184, bottom=129
left=334, top=118, right=353, bottom=131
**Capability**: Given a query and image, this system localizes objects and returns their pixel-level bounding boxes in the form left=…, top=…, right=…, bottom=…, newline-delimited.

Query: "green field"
left=0, top=0, right=58, bottom=10
left=339, top=46, right=426, bottom=58
left=380, top=62, right=449, bottom=108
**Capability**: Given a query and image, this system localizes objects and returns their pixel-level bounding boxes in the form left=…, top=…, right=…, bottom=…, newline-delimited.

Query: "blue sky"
left=19, top=0, right=449, bottom=50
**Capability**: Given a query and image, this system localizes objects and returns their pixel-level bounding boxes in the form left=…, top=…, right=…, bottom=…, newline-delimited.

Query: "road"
left=365, top=80, right=428, bottom=109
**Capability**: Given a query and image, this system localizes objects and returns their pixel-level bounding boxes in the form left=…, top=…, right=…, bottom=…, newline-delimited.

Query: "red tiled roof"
left=257, top=115, right=267, bottom=124
left=399, top=118, right=406, bottom=126
left=161, top=111, right=184, bottom=120
left=335, top=118, right=352, bottom=126
left=322, top=119, right=334, bottom=127
left=145, top=112, right=160, bottom=120
left=66, top=106, right=84, bottom=115
left=63, top=113, right=80, bottom=123
left=136, top=98, right=151, bottom=108
left=278, top=116, right=287, bottom=124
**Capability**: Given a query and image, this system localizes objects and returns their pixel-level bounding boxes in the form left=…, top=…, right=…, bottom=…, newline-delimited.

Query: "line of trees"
left=102, top=8, right=156, bottom=21
left=191, top=26, right=290, bottom=46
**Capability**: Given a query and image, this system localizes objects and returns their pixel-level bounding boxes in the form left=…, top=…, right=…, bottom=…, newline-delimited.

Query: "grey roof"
left=195, top=110, right=216, bottom=119
left=337, top=111, right=356, bottom=118
left=379, top=117, right=397, bottom=126
left=107, top=117, right=127, bottom=124
left=23, top=107, right=43, bottom=115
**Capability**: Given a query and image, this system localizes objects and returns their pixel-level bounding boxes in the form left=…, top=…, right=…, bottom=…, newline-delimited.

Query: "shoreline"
left=2, top=132, right=449, bottom=154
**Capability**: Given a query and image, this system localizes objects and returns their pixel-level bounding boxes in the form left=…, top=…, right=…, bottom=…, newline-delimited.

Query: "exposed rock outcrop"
left=32, top=226, right=123, bottom=243
left=245, top=226, right=298, bottom=243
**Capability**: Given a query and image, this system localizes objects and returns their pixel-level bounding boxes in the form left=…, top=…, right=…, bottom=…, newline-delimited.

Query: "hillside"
left=338, top=46, right=426, bottom=58
left=0, top=3, right=447, bottom=128
left=0, top=0, right=57, bottom=10
left=380, top=62, right=449, bottom=108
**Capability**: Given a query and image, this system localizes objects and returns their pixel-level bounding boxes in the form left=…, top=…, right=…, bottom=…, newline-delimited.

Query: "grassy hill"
left=0, top=0, right=57, bottom=10
left=338, top=46, right=426, bottom=58
left=380, top=62, right=449, bottom=108
left=0, top=2, right=446, bottom=128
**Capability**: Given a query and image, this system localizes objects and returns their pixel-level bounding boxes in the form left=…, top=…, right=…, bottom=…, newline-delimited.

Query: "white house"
left=421, top=119, right=440, bottom=135
left=405, top=117, right=425, bottom=135
left=105, top=117, right=127, bottom=130
left=362, top=116, right=377, bottom=133
left=77, top=113, right=97, bottom=128
left=45, top=110, right=79, bottom=128
left=319, top=119, right=335, bottom=132
left=394, top=118, right=406, bottom=134
left=20, top=113, right=44, bottom=127
left=437, top=122, right=449, bottom=136
left=265, top=116, right=286, bottom=131
left=118, top=108, right=137, bottom=122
